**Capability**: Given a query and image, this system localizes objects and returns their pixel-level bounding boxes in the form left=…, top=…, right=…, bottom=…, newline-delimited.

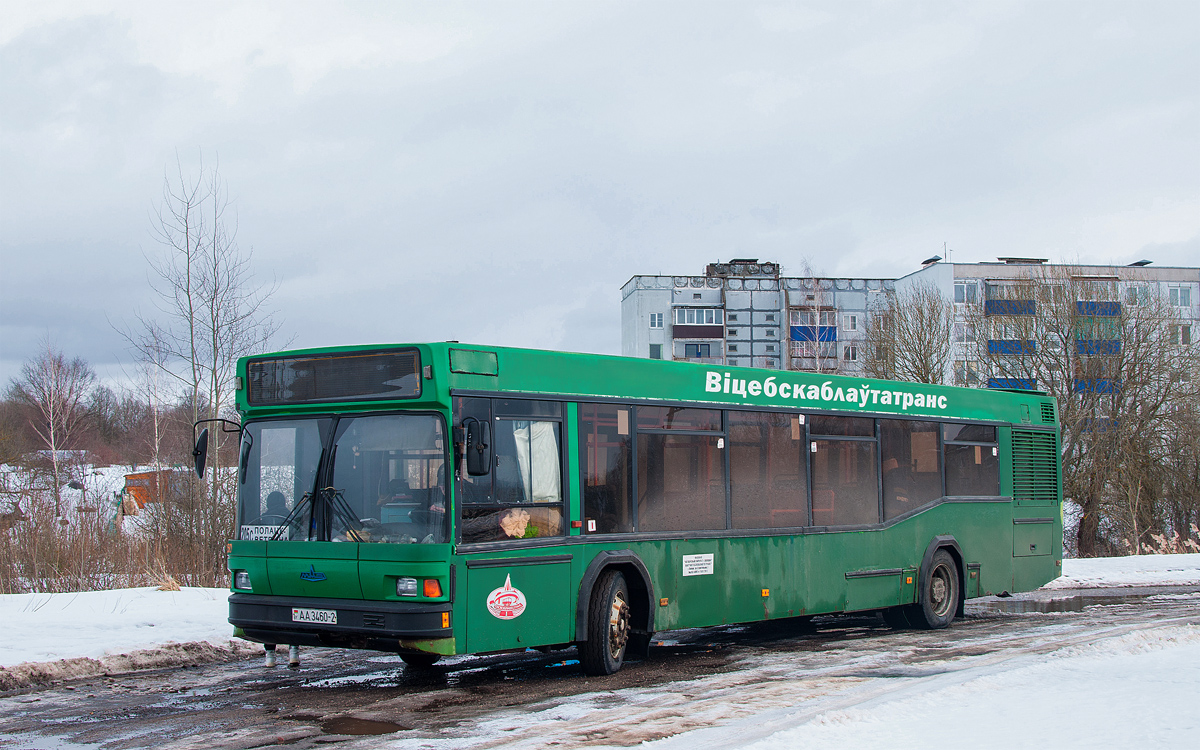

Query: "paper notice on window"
left=241, top=525, right=289, bottom=541
left=682, top=553, right=714, bottom=577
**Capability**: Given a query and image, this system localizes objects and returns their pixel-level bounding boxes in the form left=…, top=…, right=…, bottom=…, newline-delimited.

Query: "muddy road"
left=2, top=586, right=1198, bottom=750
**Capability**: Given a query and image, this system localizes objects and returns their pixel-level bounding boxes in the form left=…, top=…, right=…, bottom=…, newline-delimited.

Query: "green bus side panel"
left=1013, top=522, right=1054, bottom=558
left=465, top=561, right=573, bottom=653
left=845, top=574, right=901, bottom=612
left=1013, top=555, right=1058, bottom=593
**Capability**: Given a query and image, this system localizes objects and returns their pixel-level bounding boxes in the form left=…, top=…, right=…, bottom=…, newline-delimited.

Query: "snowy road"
left=1, top=585, right=1198, bottom=749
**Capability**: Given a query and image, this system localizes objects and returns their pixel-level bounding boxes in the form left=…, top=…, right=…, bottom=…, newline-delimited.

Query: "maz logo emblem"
left=300, top=565, right=327, bottom=582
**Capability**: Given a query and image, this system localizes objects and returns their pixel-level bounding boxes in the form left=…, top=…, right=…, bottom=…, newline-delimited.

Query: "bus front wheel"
left=913, top=550, right=960, bottom=629
left=580, top=570, right=631, bottom=676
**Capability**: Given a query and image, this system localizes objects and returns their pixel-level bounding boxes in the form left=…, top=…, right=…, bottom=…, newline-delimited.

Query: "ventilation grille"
left=1040, top=402, right=1056, bottom=424
left=363, top=614, right=386, bottom=629
left=1012, top=430, right=1059, bottom=504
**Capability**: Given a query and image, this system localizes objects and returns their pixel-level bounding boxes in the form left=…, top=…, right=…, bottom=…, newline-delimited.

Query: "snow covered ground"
left=634, top=622, right=1200, bottom=750
left=1047, top=552, right=1200, bottom=589
left=0, top=586, right=234, bottom=668
left=0, top=554, right=1197, bottom=748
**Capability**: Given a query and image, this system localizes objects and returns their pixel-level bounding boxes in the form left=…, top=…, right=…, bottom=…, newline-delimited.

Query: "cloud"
left=1, top=1, right=1197, bottom=389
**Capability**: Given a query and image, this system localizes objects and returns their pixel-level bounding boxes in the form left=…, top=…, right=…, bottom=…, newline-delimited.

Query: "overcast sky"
left=1, top=1, right=1197, bottom=389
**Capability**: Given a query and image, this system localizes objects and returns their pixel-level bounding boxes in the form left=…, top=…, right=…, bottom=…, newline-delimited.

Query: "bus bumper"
left=229, top=593, right=454, bottom=654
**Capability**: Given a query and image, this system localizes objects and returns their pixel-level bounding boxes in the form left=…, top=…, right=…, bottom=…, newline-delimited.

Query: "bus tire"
left=580, top=570, right=631, bottom=676
left=914, top=550, right=959, bottom=629
left=400, top=652, right=440, bottom=669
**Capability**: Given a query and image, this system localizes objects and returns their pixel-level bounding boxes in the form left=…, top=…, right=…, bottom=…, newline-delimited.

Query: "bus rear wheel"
left=400, top=652, right=440, bottom=669
left=581, top=570, right=631, bottom=676
left=913, top=550, right=959, bottom=629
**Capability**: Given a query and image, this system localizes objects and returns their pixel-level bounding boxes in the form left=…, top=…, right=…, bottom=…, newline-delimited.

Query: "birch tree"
left=6, top=340, right=96, bottom=515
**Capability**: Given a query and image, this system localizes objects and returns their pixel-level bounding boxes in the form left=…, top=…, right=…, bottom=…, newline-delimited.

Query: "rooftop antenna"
left=945, top=241, right=952, bottom=264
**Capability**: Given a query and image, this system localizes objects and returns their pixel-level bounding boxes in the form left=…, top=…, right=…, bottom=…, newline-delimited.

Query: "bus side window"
left=729, top=411, right=808, bottom=529
left=943, top=423, right=1000, bottom=496
left=579, top=404, right=634, bottom=534
left=880, top=419, right=941, bottom=520
left=458, top=398, right=567, bottom=543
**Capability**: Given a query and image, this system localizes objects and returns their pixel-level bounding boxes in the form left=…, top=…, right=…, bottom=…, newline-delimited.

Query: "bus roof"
left=237, top=342, right=1058, bottom=427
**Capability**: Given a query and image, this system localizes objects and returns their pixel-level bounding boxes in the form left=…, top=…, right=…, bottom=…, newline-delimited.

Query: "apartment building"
left=894, top=257, right=1200, bottom=388
left=620, top=260, right=894, bottom=373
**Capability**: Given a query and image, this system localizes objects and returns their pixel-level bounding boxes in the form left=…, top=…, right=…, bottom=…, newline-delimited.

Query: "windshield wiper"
left=270, top=490, right=314, bottom=542
left=323, top=487, right=364, bottom=538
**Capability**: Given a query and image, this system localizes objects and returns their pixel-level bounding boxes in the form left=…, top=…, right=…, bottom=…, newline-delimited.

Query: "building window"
left=766, top=329, right=776, bottom=337
left=953, top=323, right=976, bottom=343
left=1172, top=324, right=1192, bottom=346
left=693, top=293, right=702, bottom=300
left=844, top=314, right=858, bottom=331
left=954, top=282, right=978, bottom=304
left=1125, top=286, right=1149, bottom=306
left=649, top=344, right=662, bottom=359
left=765, top=313, right=775, bottom=322
left=843, top=343, right=858, bottom=362
left=728, top=313, right=738, bottom=322
left=1169, top=286, right=1192, bottom=307
left=727, top=328, right=739, bottom=337
left=790, top=310, right=837, bottom=326
left=685, top=344, right=711, bottom=358
left=953, top=360, right=980, bottom=386
left=728, top=344, right=738, bottom=353
left=676, top=308, right=724, bottom=325
left=649, top=313, right=663, bottom=329
left=791, top=341, right=837, bottom=359
left=766, top=344, right=776, bottom=352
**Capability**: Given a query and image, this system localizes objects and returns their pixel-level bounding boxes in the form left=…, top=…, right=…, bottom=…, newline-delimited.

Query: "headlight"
left=396, top=577, right=419, bottom=597
left=234, top=570, right=251, bottom=590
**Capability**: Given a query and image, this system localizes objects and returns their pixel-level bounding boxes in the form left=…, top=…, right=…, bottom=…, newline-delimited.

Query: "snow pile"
left=719, top=625, right=1200, bottom=750
left=0, top=586, right=236, bottom=669
left=1049, top=553, right=1200, bottom=589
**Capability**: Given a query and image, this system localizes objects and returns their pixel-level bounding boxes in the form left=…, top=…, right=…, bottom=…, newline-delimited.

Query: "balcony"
left=672, top=324, right=724, bottom=339
left=984, top=300, right=1036, bottom=316
left=987, top=377, right=1037, bottom=390
left=1076, top=301, right=1121, bottom=317
left=790, top=325, right=837, bottom=342
left=1075, top=340, right=1121, bottom=356
left=987, top=340, right=1037, bottom=356
left=1074, top=379, right=1121, bottom=394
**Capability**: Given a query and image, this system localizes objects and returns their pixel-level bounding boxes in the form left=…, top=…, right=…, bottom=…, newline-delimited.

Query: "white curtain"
left=512, top=421, right=561, bottom=503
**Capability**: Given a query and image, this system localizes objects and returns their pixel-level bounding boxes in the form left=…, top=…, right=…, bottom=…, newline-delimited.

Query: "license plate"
left=292, top=608, right=337, bottom=624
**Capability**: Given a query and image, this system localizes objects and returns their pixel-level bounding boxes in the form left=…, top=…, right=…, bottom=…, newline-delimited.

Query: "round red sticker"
left=486, top=574, right=527, bottom=620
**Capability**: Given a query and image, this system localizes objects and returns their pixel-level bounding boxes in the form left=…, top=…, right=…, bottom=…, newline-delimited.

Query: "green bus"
left=200, top=343, right=1062, bottom=675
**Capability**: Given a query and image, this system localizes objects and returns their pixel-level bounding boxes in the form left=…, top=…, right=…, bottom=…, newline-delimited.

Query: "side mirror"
left=193, top=428, right=209, bottom=479
left=463, top=418, right=492, bottom=477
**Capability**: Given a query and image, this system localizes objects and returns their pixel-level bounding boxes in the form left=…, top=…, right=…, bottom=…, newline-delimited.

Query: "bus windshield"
left=237, top=414, right=448, bottom=544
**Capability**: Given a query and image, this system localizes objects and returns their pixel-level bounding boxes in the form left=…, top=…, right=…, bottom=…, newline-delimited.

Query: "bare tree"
left=6, top=340, right=96, bottom=515
left=860, top=281, right=953, bottom=384
left=122, top=152, right=284, bottom=584
left=962, top=267, right=1200, bottom=556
